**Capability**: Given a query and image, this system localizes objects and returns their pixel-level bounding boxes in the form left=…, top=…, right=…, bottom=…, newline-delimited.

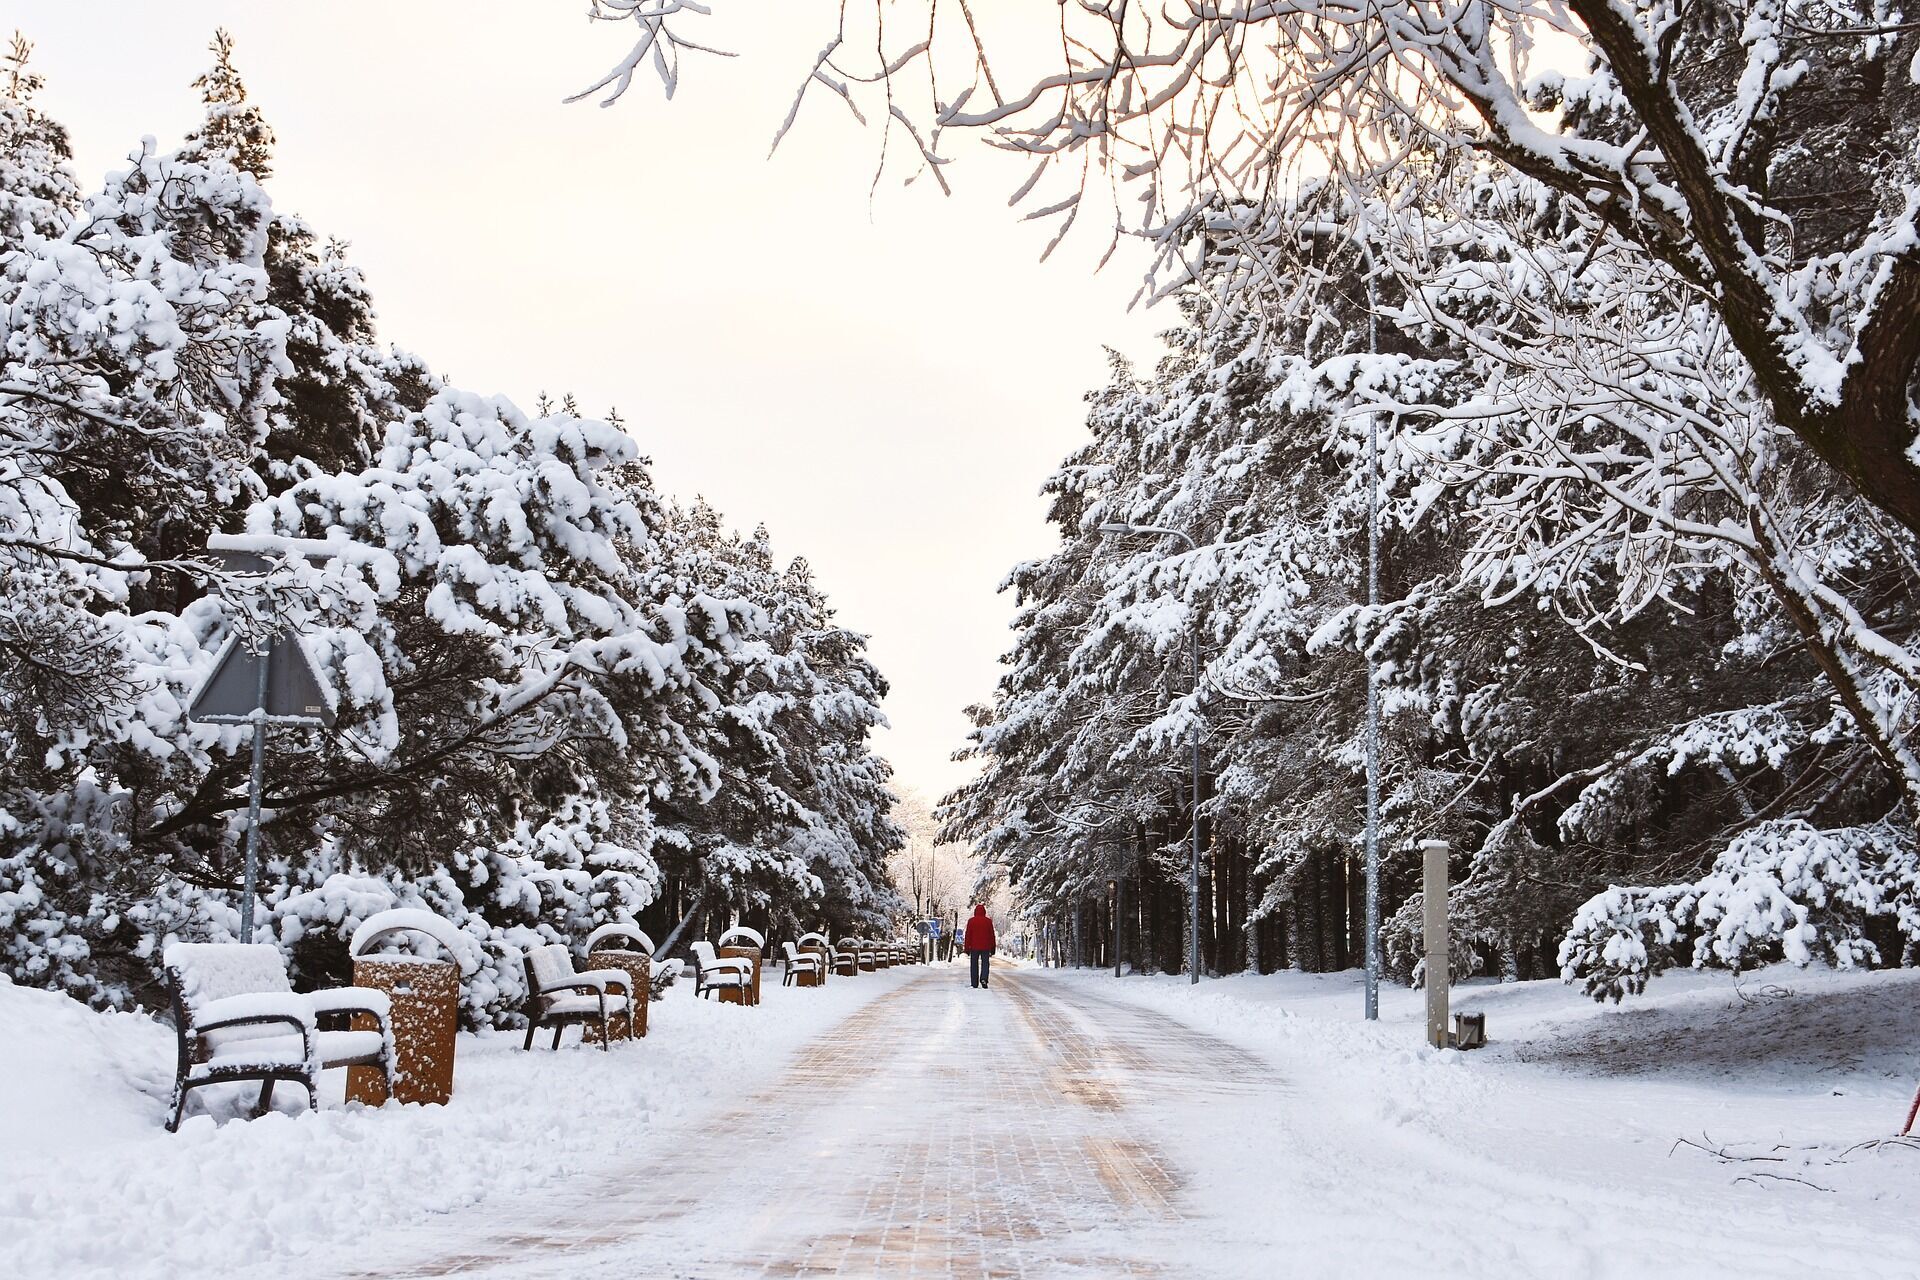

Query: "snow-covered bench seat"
left=521, top=943, right=634, bottom=1051
left=162, top=942, right=393, bottom=1132
left=781, top=940, right=825, bottom=988
left=687, top=941, right=754, bottom=1003
left=832, top=938, right=862, bottom=977
left=797, top=931, right=833, bottom=984
left=582, top=923, right=655, bottom=1041
left=715, top=925, right=766, bottom=1005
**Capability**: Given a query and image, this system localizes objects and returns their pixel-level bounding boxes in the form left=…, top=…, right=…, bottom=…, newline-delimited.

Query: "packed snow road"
left=15, top=961, right=1920, bottom=1279
left=312, top=964, right=1920, bottom=1279
left=330, top=968, right=1257, bottom=1277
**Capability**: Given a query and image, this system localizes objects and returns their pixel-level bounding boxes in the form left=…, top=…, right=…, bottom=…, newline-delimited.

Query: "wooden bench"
left=583, top=923, right=655, bottom=1041
left=797, top=931, right=833, bottom=984
left=781, top=940, right=826, bottom=987
left=716, top=926, right=766, bottom=1005
left=688, top=941, right=754, bottom=1002
left=520, top=943, right=634, bottom=1050
left=163, top=942, right=392, bottom=1132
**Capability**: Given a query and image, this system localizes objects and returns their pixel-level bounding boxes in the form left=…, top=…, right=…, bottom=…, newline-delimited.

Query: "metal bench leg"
left=254, top=1079, right=276, bottom=1117
left=167, top=1082, right=190, bottom=1133
left=523, top=1020, right=538, bottom=1051
left=551, top=1024, right=564, bottom=1050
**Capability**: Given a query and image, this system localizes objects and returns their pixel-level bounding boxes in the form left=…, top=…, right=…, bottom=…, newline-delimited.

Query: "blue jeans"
left=969, top=950, right=991, bottom=988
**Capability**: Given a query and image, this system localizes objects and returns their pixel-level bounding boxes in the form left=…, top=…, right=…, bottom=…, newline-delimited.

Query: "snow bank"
left=0, top=968, right=915, bottom=1279
left=1051, top=963, right=1920, bottom=1278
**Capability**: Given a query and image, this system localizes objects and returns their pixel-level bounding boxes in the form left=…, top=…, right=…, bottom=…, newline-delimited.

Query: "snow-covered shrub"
left=1560, top=821, right=1920, bottom=1001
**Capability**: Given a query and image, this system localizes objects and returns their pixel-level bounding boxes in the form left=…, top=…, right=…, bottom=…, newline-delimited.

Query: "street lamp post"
left=1098, top=521, right=1203, bottom=986
left=1363, top=259, right=1383, bottom=1022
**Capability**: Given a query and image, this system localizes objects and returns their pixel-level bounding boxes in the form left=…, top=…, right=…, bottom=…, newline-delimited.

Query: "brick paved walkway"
left=344, top=968, right=1268, bottom=1279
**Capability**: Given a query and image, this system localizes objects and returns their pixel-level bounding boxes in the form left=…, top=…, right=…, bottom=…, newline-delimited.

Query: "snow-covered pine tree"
left=178, top=29, right=274, bottom=180
left=766, top=553, right=905, bottom=935
left=0, top=32, right=78, bottom=249
left=178, top=29, right=433, bottom=489
left=2, top=49, right=904, bottom=1017
left=639, top=503, right=903, bottom=949
left=1, top=78, right=286, bottom=999
left=952, top=173, right=1910, bottom=993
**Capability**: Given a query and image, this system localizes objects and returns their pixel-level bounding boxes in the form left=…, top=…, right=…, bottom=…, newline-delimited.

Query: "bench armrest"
left=192, top=992, right=315, bottom=1033
left=540, top=979, right=615, bottom=1000
left=310, top=987, right=392, bottom=1019
left=572, top=968, right=630, bottom=994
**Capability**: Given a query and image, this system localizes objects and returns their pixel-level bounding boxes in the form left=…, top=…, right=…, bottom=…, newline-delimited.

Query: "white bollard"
left=1422, top=839, right=1450, bottom=1049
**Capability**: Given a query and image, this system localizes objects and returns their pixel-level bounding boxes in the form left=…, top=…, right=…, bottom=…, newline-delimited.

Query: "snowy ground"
left=6, top=960, right=1920, bottom=1278
left=0, top=966, right=919, bottom=1280
left=1064, top=962, right=1920, bottom=1278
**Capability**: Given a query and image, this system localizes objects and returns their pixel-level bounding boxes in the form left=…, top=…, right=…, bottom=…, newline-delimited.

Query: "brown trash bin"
left=716, top=944, right=762, bottom=1006
left=797, top=944, right=829, bottom=987
left=345, top=956, right=459, bottom=1106
left=582, top=949, right=651, bottom=1042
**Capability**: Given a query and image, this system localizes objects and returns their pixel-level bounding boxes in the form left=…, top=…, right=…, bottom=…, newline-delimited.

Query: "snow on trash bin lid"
left=584, top=922, right=655, bottom=957
left=349, top=909, right=474, bottom=971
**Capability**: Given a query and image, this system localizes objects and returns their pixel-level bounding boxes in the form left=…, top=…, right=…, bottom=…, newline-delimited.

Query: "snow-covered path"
left=314, top=964, right=1920, bottom=1280
left=327, top=966, right=1258, bottom=1277
left=18, top=961, right=1919, bottom=1279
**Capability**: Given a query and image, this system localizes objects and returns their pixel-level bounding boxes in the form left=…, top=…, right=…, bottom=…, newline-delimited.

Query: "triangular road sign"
left=188, top=632, right=338, bottom=727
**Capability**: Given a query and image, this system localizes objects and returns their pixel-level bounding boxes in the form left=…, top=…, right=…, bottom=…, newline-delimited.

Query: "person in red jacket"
left=963, top=903, right=996, bottom=990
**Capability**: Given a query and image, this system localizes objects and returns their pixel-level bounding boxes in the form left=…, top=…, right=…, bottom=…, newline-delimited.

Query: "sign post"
left=186, top=540, right=339, bottom=943
left=1422, top=839, right=1450, bottom=1049
left=240, top=643, right=269, bottom=943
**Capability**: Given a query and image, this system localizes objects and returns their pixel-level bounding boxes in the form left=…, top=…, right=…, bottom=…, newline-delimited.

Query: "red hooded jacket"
left=963, top=905, right=996, bottom=953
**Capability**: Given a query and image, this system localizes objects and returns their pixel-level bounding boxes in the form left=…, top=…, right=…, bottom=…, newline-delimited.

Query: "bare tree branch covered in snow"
left=576, top=0, right=1920, bottom=545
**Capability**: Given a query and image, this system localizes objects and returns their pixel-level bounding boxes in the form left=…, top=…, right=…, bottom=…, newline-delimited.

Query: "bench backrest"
left=585, top=922, right=654, bottom=957
left=688, top=941, right=720, bottom=971
left=162, top=943, right=292, bottom=1022
left=797, top=931, right=828, bottom=948
left=526, top=943, right=576, bottom=995
left=715, top=925, right=764, bottom=951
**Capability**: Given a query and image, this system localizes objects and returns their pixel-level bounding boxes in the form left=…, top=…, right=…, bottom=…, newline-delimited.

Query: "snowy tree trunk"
left=1320, top=852, right=1348, bottom=971
left=657, top=887, right=708, bottom=959
left=1296, top=860, right=1321, bottom=974
left=1246, top=858, right=1262, bottom=976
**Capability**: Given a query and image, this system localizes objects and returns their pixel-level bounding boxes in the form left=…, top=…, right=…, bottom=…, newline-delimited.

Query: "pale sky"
left=15, top=2, right=1164, bottom=802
